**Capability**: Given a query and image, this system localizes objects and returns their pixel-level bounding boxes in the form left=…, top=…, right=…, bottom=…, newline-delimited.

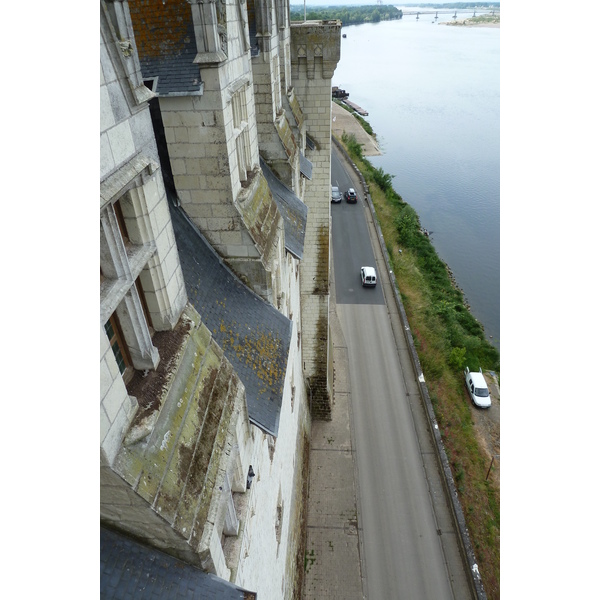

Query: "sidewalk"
left=302, top=116, right=366, bottom=598
left=302, top=258, right=364, bottom=600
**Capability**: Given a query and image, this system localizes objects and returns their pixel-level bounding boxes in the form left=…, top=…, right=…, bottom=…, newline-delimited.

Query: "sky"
left=290, top=1, right=489, bottom=6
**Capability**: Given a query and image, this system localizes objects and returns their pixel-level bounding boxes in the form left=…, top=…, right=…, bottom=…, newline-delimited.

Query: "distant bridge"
left=402, top=9, right=498, bottom=18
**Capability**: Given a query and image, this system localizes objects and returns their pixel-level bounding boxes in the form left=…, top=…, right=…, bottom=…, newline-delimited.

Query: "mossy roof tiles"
left=169, top=203, right=292, bottom=437
left=260, top=158, right=308, bottom=260
left=100, top=527, right=255, bottom=599
left=299, top=151, right=313, bottom=180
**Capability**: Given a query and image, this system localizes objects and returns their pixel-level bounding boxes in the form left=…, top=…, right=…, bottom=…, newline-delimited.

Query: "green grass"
left=339, top=131, right=500, bottom=599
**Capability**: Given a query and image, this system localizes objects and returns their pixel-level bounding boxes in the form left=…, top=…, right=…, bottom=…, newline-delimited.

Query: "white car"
left=464, top=367, right=491, bottom=408
left=331, top=185, right=342, bottom=204
left=331, top=185, right=342, bottom=203
left=360, top=266, right=377, bottom=287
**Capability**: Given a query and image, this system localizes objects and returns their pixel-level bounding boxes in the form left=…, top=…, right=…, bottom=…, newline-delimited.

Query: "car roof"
left=469, top=371, right=488, bottom=387
left=332, top=185, right=339, bottom=190
left=361, top=266, right=376, bottom=275
left=348, top=187, right=355, bottom=192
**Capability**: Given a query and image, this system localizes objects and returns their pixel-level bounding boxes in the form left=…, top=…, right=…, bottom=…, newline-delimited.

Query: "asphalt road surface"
left=331, top=149, right=456, bottom=599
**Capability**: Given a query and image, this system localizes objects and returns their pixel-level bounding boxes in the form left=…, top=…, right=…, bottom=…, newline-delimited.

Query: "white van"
left=360, top=266, right=377, bottom=287
left=464, top=367, right=491, bottom=408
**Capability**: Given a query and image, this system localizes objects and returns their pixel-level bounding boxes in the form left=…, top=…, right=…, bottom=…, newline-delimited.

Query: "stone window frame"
left=190, top=0, right=228, bottom=64
left=209, top=416, right=253, bottom=578
left=231, top=86, right=253, bottom=183
left=104, top=313, right=132, bottom=376
left=101, top=155, right=161, bottom=374
left=272, top=54, right=282, bottom=112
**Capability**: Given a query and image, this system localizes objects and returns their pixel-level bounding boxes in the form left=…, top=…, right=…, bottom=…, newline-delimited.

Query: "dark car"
left=345, top=188, right=358, bottom=203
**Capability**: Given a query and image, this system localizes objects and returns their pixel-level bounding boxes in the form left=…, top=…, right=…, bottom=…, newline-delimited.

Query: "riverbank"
left=446, top=16, right=500, bottom=28
left=331, top=101, right=381, bottom=156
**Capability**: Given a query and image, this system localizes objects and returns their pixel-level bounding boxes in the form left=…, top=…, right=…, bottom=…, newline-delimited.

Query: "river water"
left=332, top=11, right=500, bottom=347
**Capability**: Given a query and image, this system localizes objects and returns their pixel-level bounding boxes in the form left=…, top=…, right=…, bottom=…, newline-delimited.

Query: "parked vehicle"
left=331, top=185, right=342, bottom=203
left=464, top=367, right=491, bottom=408
left=360, top=266, right=377, bottom=287
left=345, top=188, right=357, bottom=203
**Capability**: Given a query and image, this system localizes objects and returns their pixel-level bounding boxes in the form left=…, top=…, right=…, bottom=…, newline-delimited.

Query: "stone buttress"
left=290, top=20, right=341, bottom=418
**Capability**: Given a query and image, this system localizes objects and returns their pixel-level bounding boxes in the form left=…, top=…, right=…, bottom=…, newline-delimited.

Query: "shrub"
left=341, top=132, right=363, bottom=161
left=448, top=346, right=467, bottom=371
left=372, top=166, right=394, bottom=192
left=394, top=205, right=419, bottom=246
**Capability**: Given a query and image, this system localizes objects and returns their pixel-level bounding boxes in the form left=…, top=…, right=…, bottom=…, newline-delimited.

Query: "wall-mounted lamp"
left=246, top=465, right=256, bottom=489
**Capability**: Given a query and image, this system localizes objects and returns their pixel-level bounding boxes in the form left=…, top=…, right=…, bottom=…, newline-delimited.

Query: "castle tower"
left=290, top=20, right=341, bottom=418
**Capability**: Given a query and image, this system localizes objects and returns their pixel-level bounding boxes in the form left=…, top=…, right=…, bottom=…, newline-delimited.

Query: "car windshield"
left=474, top=387, right=489, bottom=397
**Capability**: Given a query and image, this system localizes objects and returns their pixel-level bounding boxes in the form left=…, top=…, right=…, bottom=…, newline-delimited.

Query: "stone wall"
left=229, top=251, right=311, bottom=599
left=129, top=0, right=285, bottom=302
left=101, top=4, right=320, bottom=597
left=290, top=20, right=341, bottom=418
left=101, top=1, right=187, bottom=465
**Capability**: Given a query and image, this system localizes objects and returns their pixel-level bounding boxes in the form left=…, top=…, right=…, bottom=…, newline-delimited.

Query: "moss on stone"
left=288, top=90, right=305, bottom=129
left=114, top=307, right=245, bottom=558
left=240, top=171, right=281, bottom=263
left=313, top=225, right=330, bottom=295
left=276, top=113, right=298, bottom=159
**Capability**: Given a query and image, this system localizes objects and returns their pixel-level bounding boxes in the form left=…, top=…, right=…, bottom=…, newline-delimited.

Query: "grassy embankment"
left=335, top=123, right=501, bottom=599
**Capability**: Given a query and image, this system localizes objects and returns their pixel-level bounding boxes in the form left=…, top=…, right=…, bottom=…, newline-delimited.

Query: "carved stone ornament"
left=119, top=39, right=133, bottom=57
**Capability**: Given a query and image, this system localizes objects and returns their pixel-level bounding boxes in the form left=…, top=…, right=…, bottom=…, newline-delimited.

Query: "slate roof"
left=299, top=151, right=313, bottom=180
left=129, top=1, right=202, bottom=96
left=100, top=527, right=255, bottom=599
left=169, top=203, right=292, bottom=437
left=260, top=158, right=308, bottom=260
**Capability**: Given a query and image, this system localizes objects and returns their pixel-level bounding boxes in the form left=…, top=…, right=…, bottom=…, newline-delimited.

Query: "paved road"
left=331, top=151, right=384, bottom=307
left=331, top=149, right=457, bottom=599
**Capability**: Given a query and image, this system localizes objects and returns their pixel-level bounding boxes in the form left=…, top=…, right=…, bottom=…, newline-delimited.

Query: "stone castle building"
left=100, top=1, right=340, bottom=596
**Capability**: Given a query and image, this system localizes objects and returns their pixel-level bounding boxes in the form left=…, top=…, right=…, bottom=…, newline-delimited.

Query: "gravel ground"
left=472, top=373, right=500, bottom=485
left=331, top=102, right=381, bottom=156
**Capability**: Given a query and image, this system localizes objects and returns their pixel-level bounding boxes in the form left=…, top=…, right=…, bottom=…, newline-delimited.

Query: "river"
left=332, top=10, right=500, bottom=348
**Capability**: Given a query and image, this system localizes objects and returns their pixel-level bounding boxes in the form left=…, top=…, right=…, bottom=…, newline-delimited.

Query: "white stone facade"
left=101, top=2, right=340, bottom=597
left=231, top=251, right=308, bottom=596
left=100, top=1, right=187, bottom=464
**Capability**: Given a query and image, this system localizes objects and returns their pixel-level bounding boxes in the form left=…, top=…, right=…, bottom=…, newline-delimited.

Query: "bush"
left=341, top=132, right=363, bottom=161
left=449, top=346, right=467, bottom=371
left=371, top=166, right=394, bottom=192
left=394, top=205, right=419, bottom=246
